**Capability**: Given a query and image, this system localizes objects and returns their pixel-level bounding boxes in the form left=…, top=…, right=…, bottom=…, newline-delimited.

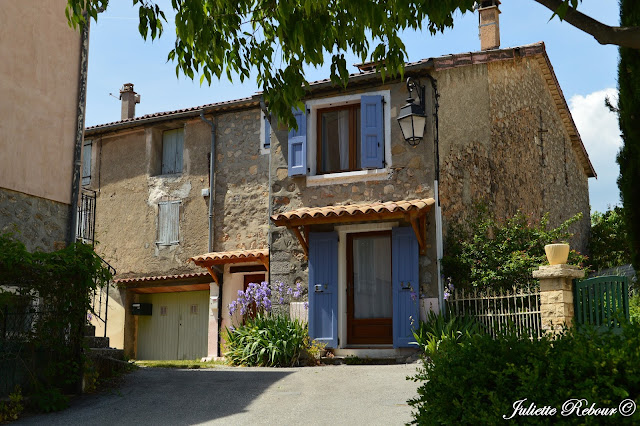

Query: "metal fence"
left=575, top=275, right=630, bottom=329
left=446, top=285, right=542, bottom=339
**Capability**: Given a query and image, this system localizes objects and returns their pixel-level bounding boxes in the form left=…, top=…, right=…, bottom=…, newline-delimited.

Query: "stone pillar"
left=532, top=264, right=584, bottom=333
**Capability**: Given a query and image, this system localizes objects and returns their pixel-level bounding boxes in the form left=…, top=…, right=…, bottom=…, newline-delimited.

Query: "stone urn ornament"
left=544, top=242, right=570, bottom=265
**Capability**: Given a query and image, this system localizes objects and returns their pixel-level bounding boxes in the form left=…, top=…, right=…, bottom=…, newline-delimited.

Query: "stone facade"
left=0, top=188, right=70, bottom=252
left=87, top=108, right=269, bottom=278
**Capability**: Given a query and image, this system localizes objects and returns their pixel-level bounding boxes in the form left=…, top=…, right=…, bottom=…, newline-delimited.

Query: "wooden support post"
left=258, top=255, right=270, bottom=271
left=289, top=226, right=309, bottom=258
left=408, top=214, right=427, bottom=255
left=206, top=266, right=220, bottom=286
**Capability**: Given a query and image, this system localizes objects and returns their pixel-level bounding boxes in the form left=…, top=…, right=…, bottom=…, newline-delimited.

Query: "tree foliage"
left=616, top=0, right=640, bottom=272
left=66, top=0, right=639, bottom=129
left=442, top=206, right=587, bottom=291
left=589, top=206, right=633, bottom=272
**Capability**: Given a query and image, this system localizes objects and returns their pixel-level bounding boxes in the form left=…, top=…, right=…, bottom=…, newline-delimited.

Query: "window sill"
left=306, top=168, right=390, bottom=187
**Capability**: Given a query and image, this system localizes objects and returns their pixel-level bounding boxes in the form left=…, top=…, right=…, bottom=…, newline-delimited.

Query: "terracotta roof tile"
left=271, top=198, right=435, bottom=226
left=113, top=272, right=211, bottom=284
left=189, top=249, right=269, bottom=266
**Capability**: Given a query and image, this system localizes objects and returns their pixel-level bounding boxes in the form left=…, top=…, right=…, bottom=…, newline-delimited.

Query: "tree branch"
left=534, top=0, right=640, bottom=49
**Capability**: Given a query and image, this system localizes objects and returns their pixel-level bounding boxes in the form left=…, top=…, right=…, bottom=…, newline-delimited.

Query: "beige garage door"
left=137, top=291, right=209, bottom=360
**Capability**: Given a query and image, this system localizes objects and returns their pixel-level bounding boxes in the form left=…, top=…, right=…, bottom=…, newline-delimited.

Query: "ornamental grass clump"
left=224, top=281, right=310, bottom=367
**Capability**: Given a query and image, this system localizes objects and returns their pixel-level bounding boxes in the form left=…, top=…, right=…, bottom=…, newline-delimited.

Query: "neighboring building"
left=88, top=2, right=595, bottom=359
left=0, top=0, right=90, bottom=252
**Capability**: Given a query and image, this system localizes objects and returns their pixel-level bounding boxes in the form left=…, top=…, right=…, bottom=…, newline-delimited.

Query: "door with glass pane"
left=347, top=232, right=393, bottom=344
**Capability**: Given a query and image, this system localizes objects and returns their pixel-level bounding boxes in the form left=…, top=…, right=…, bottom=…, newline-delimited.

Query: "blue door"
left=392, top=227, right=420, bottom=347
left=308, top=232, right=339, bottom=347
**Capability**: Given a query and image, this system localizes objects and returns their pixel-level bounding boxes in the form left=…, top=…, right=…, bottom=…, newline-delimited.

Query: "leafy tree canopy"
left=66, top=0, right=639, bottom=128
left=589, top=206, right=633, bottom=272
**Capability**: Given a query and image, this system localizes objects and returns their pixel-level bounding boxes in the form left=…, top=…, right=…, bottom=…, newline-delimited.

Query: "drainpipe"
left=199, top=111, right=224, bottom=357
left=68, top=17, right=91, bottom=245
left=424, top=74, right=445, bottom=315
left=259, top=97, right=272, bottom=287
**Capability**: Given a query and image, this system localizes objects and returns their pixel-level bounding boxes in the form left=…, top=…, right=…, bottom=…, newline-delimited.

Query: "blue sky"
left=85, top=1, right=622, bottom=213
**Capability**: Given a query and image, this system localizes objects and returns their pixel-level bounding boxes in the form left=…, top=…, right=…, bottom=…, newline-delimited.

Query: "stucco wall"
left=438, top=55, right=590, bottom=253
left=90, top=107, right=269, bottom=278
left=0, top=187, right=69, bottom=252
left=0, top=0, right=81, bottom=205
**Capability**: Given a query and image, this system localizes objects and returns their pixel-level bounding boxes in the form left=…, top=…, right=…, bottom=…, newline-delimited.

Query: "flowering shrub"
left=225, top=281, right=313, bottom=367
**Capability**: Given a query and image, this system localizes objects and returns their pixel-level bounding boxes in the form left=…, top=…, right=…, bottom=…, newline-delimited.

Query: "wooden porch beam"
left=257, top=255, right=270, bottom=272
left=289, top=226, right=309, bottom=258
left=407, top=213, right=427, bottom=255
left=205, top=266, right=220, bottom=286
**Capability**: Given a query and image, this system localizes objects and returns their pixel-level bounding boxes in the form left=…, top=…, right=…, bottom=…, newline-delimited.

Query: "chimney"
left=119, top=83, right=140, bottom=120
left=478, top=0, right=501, bottom=51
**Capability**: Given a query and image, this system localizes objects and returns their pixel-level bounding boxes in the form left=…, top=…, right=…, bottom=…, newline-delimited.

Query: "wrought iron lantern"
left=397, top=77, right=427, bottom=146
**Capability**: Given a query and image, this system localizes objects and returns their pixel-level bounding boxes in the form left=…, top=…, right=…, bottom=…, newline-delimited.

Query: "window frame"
left=316, top=103, right=361, bottom=175
left=305, top=90, right=391, bottom=185
left=260, top=111, right=271, bottom=155
left=82, top=139, right=92, bottom=186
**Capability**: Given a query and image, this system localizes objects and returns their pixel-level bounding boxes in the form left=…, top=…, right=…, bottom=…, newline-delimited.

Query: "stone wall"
left=438, top=55, right=591, bottom=253
left=0, top=187, right=69, bottom=252
left=268, top=81, right=438, bottom=298
left=89, top=107, right=269, bottom=278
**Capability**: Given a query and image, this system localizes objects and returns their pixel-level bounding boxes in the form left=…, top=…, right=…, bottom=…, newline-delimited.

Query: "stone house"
left=87, top=3, right=594, bottom=359
left=0, top=0, right=90, bottom=252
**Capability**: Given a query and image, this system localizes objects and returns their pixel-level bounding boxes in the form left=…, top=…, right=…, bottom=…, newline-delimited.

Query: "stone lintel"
left=532, top=264, right=584, bottom=280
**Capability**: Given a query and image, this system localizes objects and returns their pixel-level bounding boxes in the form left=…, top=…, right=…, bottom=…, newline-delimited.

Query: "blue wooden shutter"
left=174, top=129, right=184, bottom=173
left=264, top=115, right=271, bottom=149
left=158, top=201, right=180, bottom=245
left=162, top=130, right=176, bottom=174
left=360, top=95, right=384, bottom=169
left=392, top=226, right=419, bottom=348
left=308, top=232, right=338, bottom=348
left=288, top=107, right=307, bottom=176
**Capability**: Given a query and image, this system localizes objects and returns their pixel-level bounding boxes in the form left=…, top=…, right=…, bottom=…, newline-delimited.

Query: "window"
left=82, top=140, right=92, bottom=185
left=287, top=92, right=389, bottom=178
left=157, top=200, right=180, bottom=245
left=161, top=129, right=184, bottom=174
left=317, top=104, right=361, bottom=174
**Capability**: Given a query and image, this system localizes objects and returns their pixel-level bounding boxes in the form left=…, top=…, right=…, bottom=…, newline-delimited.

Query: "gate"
left=574, top=275, right=630, bottom=329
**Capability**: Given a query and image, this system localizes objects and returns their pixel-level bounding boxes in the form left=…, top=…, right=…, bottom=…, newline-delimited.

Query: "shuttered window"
left=263, top=113, right=271, bottom=150
left=82, top=140, right=92, bottom=186
left=157, top=201, right=180, bottom=245
left=288, top=107, right=307, bottom=176
left=161, top=129, right=184, bottom=175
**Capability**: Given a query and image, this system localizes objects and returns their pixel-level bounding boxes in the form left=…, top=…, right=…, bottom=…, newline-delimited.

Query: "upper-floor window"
left=287, top=92, right=389, bottom=178
left=317, top=104, right=361, bottom=174
left=82, top=140, right=92, bottom=186
left=157, top=200, right=180, bottom=245
left=161, top=129, right=184, bottom=174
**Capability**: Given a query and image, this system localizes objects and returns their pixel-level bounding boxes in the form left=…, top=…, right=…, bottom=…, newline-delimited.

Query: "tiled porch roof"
left=189, top=249, right=269, bottom=267
left=113, top=272, right=211, bottom=284
left=271, top=198, right=435, bottom=227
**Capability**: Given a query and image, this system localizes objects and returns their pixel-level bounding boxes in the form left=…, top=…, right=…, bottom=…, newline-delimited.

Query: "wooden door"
left=243, top=274, right=265, bottom=319
left=347, top=232, right=393, bottom=345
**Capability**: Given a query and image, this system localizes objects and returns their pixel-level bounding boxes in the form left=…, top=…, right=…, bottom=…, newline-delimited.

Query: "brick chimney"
left=478, top=0, right=501, bottom=51
left=119, top=83, right=140, bottom=120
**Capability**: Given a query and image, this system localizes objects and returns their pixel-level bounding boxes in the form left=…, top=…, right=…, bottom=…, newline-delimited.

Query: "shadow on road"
left=17, top=367, right=293, bottom=425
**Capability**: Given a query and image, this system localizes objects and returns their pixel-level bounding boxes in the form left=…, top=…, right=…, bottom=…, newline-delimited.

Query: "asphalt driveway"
left=17, top=363, right=420, bottom=425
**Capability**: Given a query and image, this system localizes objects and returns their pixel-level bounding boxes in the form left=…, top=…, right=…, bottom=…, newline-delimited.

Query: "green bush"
left=442, top=205, right=587, bottom=291
left=631, top=294, right=640, bottom=324
left=224, top=313, right=308, bottom=367
left=411, top=311, right=483, bottom=357
left=409, top=323, right=640, bottom=424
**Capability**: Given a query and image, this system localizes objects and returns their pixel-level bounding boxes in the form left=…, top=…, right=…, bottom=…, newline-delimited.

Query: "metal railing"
left=446, top=285, right=542, bottom=339
left=77, top=188, right=96, bottom=246
left=90, top=255, right=116, bottom=338
left=574, top=275, right=630, bottom=329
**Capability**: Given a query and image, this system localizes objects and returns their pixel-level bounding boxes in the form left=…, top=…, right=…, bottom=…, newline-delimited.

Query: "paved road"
left=17, top=363, right=420, bottom=425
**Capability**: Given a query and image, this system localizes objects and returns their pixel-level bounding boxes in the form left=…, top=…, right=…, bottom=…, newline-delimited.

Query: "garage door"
left=137, top=291, right=209, bottom=360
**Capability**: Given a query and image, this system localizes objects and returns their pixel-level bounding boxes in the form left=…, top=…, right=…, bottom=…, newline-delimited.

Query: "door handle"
left=401, top=281, right=412, bottom=290
left=315, top=284, right=323, bottom=293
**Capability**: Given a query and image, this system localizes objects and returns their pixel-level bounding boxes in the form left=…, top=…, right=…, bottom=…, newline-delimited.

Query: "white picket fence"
left=446, top=285, right=542, bottom=339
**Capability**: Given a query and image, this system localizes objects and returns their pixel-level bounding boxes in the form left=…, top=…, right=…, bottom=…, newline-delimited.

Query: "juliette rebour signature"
left=503, top=398, right=637, bottom=419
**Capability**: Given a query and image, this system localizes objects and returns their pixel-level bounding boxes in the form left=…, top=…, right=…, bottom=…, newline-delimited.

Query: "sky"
left=84, top=1, right=622, bottom=213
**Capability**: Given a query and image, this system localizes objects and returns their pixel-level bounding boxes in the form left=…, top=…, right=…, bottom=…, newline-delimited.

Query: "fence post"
left=532, top=264, right=584, bottom=334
